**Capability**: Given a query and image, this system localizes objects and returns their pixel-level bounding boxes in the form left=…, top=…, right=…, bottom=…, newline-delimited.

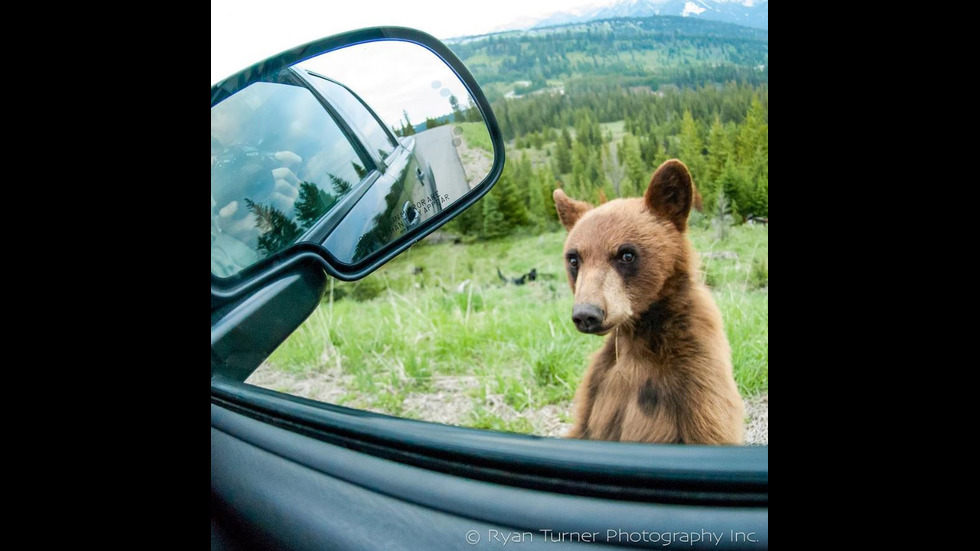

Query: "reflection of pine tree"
left=401, top=110, right=416, bottom=136
left=330, top=174, right=353, bottom=196
left=449, top=95, right=462, bottom=122
left=352, top=184, right=401, bottom=262
left=245, top=198, right=301, bottom=255
left=295, top=182, right=336, bottom=229
left=351, top=161, right=367, bottom=179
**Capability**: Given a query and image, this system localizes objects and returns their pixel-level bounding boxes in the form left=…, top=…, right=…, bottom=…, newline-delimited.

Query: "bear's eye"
left=568, top=257, right=579, bottom=268
left=619, top=251, right=635, bottom=263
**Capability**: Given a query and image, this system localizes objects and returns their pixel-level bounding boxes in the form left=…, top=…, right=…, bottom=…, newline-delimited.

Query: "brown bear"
left=554, top=159, right=744, bottom=444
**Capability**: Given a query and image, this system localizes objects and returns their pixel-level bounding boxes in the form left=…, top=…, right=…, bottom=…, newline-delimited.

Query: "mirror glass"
left=211, top=41, right=495, bottom=278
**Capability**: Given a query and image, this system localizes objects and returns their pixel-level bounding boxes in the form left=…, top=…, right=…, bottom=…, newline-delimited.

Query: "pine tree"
left=560, top=127, right=573, bottom=150
left=495, top=170, right=530, bottom=229
left=678, top=109, right=705, bottom=184
left=602, top=140, right=624, bottom=197
left=712, top=188, right=734, bottom=241
left=737, top=99, right=767, bottom=163
left=702, top=116, right=733, bottom=211
left=527, top=166, right=556, bottom=229
left=586, top=153, right=605, bottom=202
left=574, top=109, right=602, bottom=148
left=717, top=160, right=748, bottom=222
left=738, top=98, right=768, bottom=215
left=556, top=128, right=573, bottom=173
left=706, top=116, right=732, bottom=182
left=620, top=134, right=647, bottom=198
left=514, top=154, right=534, bottom=209
left=538, top=167, right=559, bottom=226
left=571, top=142, right=589, bottom=197
left=480, top=188, right=506, bottom=238
left=447, top=193, right=482, bottom=236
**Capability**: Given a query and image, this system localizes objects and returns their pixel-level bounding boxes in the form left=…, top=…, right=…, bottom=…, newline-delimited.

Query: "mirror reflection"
left=211, top=41, right=494, bottom=278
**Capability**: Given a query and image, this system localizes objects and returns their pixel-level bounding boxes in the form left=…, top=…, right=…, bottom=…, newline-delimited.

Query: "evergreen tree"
left=571, top=141, right=589, bottom=197
left=537, top=167, right=559, bottom=226
left=480, top=187, right=506, bottom=238
left=602, top=141, right=624, bottom=197
left=514, top=154, right=534, bottom=210
left=717, top=160, right=749, bottom=222
left=678, top=109, right=706, bottom=183
left=447, top=192, right=482, bottom=236
left=527, top=166, right=556, bottom=229
left=556, top=128, right=573, bottom=173
left=712, top=187, right=734, bottom=241
left=560, top=127, right=573, bottom=150
left=706, top=116, right=731, bottom=180
left=620, top=134, right=647, bottom=198
left=495, top=170, right=530, bottom=229
left=737, top=98, right=768, bottom=163
left=574, top=109, right=602, bottom=148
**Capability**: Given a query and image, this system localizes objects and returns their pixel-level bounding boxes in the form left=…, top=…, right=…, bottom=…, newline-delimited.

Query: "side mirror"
left=211, top=27, right=504, bottom=293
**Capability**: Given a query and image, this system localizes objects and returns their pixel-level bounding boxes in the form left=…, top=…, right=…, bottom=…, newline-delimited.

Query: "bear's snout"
left=572, top=304, right=605, bottom=334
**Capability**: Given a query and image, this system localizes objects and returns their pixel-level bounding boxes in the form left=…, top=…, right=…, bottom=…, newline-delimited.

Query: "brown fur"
left=554, top=159, right=743, bottom=444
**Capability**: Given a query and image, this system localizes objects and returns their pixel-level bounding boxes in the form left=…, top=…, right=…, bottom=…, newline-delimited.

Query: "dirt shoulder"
left=453, top=133, right=493, bottom=188
left=247, top=366, right=768, bottom=445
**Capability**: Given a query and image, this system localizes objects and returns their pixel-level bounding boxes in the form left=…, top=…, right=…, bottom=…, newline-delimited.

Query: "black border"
left=211, top=27, right=506, bottom=300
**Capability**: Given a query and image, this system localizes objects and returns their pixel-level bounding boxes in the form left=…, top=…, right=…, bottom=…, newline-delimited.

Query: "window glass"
left=211, top=80, right=367, bottom=278
left=241, top=21, right=768, bottom=447
left=306, top=74, right=397, bottom=163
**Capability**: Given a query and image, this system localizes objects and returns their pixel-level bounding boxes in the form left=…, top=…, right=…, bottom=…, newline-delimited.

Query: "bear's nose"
left=572, top=304, right=605, bottom=333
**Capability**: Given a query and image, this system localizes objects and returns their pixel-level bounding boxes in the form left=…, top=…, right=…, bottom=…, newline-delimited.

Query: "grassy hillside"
left=449, top=16, right=769, bottom=101
left=252, top=223, right=767, bottom=434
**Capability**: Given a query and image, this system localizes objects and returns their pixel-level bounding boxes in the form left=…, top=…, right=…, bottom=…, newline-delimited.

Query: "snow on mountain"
left=495, top=0, right=768, bottom=32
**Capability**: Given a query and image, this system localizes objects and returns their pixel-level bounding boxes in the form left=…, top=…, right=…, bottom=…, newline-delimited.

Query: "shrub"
left=749, top=257, right=768, bottom=289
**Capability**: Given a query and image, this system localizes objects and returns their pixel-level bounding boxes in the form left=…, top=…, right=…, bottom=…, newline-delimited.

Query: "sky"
left=211, top=0, right=606, bottom=85
left=298, top=41, right=476, bottom=128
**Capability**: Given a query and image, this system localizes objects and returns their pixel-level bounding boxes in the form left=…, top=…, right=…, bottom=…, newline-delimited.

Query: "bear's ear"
left=644, top=159, right=697, bottom=231
left=553, top=189, right=592, bottom=231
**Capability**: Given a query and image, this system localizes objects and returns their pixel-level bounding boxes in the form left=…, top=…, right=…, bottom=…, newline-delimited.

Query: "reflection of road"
left=413, top=126, right=470, bottom=205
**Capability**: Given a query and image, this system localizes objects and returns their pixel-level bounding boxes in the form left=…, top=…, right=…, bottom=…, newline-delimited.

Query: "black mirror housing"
left=211, top=27, right=504, bottom=303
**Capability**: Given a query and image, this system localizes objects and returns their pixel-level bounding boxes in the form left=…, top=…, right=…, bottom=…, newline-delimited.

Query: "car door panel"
left=212, top=402, right=768, bottom=550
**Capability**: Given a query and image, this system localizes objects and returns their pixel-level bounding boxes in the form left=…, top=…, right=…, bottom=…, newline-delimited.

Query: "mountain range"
left=495, top=0, right=768, bottom=32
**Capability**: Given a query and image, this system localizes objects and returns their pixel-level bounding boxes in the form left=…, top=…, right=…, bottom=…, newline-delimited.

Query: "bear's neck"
left=628, top=271, right=697, bottom=359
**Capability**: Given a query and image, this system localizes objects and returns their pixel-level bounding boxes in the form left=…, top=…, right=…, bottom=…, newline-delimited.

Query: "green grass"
left=457, top=122, right=493, bottom=153
left=264, top=225, right=768, bottom=427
